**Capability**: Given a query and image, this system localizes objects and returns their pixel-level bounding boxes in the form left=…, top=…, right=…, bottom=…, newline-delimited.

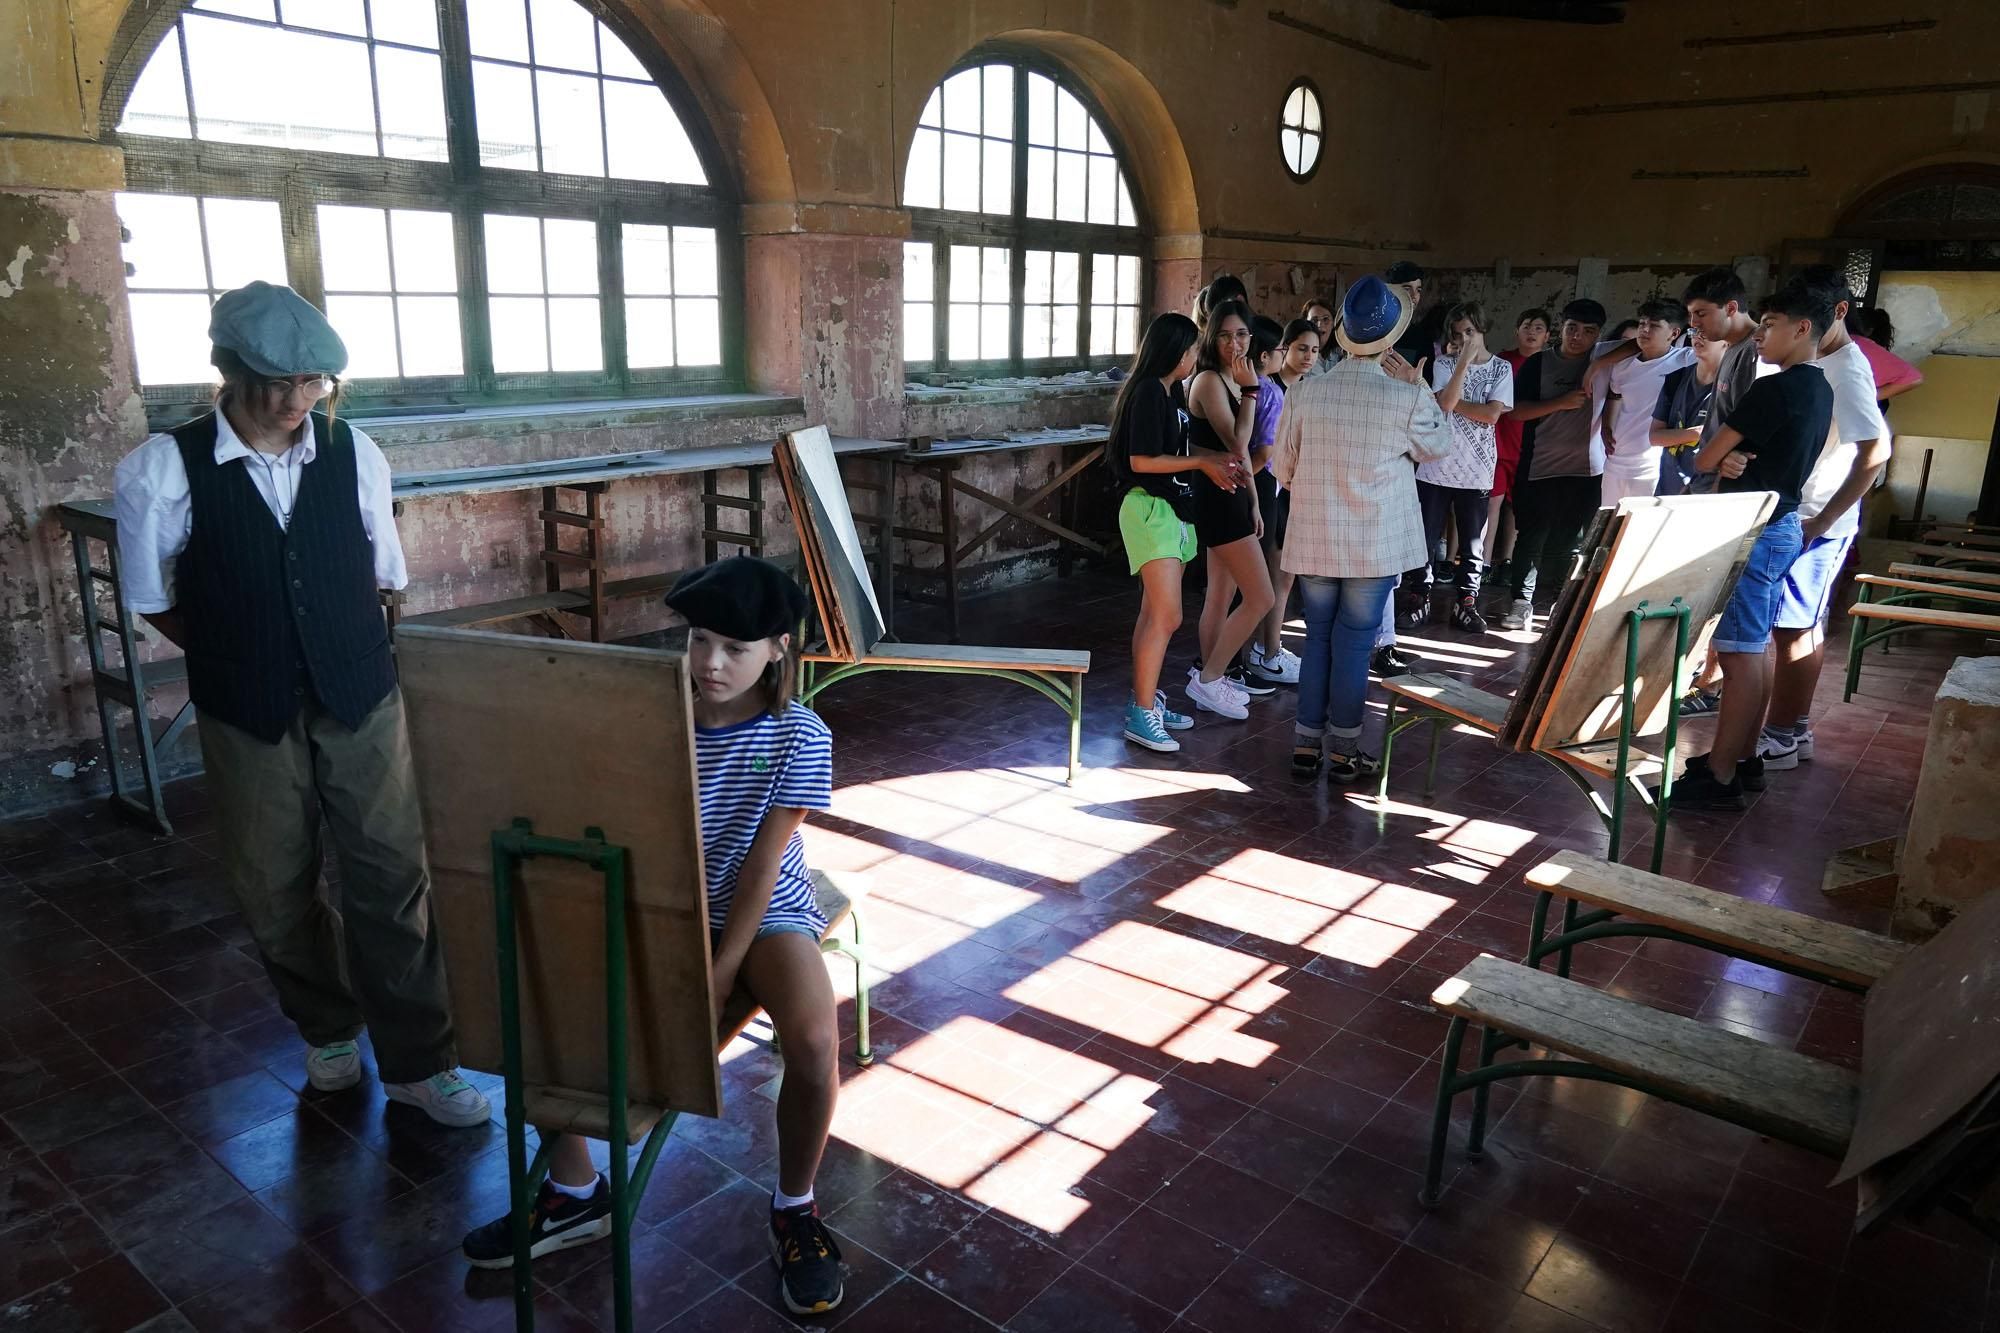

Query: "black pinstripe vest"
left=170, top=411, right=395, bottom=743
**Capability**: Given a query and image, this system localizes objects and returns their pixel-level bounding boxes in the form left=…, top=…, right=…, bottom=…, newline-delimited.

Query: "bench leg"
left=842, top=908, right=873, bottom=1067
left=1377, top=691, right=1399, bottom=802
left=1421, top=1015, right=1470, bottom=1208
left=1467, top=1026, right=1506, bottom=1157
left=1844, top=606, right=1866, bottom=702
left=1065, top=673, right=1082, bottom=786
left=1425, top=717, right=1444, bottom=798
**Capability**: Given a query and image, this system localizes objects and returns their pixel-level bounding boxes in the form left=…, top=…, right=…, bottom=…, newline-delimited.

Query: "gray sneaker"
left=385, top=1069, right=492, bottom=1127
left=306, top=1041, right=362, bottom=1092
left=1500, top=599, right=1533, bottom=631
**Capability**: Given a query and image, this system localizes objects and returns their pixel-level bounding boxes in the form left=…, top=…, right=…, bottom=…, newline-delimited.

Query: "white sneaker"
left=1794, top=726, right=1814, bottom=762
left=1500, top=599, right=1533, bottom=631
left=1250, top=645, right=1302, bottom=684
left=1185, top=668, right=1249, bottom=720
left=1756, top=731, right=1801, bottom=770
left=385, top=1069, right=493, bottom=1127
left=306, top=1041, right=362, bottom=1092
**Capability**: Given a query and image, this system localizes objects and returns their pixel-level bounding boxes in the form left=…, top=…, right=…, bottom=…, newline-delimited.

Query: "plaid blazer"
left=1274, top=357, right=1455, bottom=579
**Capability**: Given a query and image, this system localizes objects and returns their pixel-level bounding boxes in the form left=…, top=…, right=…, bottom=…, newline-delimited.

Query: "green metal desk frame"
left=799, top=658, right=1085, bottom=785
left=490, top=820, right=872, bottom=1333
left=1418, top=1011, right=1836, bottom=1209
left=1843, top=581, right=2000, bottom=701
left=1377, top=601, right=1694, bottom=976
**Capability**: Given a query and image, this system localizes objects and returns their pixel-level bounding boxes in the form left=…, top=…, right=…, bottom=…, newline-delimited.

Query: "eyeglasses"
left=261, top=374, right=337, bottom=401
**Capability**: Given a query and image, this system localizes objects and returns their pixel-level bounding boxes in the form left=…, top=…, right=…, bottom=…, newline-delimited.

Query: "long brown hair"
left=1193, top=298, right=1252, bottom=377
left=761, top=635, right=800, bottom=713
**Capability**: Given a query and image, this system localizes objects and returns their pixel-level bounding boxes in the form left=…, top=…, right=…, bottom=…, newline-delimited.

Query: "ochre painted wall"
left=1430, top=0, right=2000, bottom=267
left=5, top=0, right=2000, bottom=808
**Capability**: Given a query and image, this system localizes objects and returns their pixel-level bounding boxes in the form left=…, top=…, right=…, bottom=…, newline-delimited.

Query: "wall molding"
left=1572, top=79, right=2000, bottom=117
left=1266, top=12, right=1430, bottom=71
left=1684, top=18, right=1936, bottom=49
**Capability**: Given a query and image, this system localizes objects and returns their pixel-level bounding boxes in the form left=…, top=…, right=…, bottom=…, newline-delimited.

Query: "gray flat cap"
left=208, top=281, right=349, bottom=377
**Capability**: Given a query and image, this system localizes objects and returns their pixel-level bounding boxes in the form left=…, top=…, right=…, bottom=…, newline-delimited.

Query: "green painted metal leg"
left=1377, top=691, right=1399, bottom=802
left=1425, top=717, right=1444, bottom=798
left=1421, top=1016, right=1469, bottom=1208
left=1065, top=673, right=1082, bottom=786
left=1844, top=602, right=1867, bottom=701
left=1467, top=1025, right=1505, bottom=1156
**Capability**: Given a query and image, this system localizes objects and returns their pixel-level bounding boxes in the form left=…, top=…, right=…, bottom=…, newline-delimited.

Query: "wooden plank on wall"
left=397, top=625, right=720, bottom=1119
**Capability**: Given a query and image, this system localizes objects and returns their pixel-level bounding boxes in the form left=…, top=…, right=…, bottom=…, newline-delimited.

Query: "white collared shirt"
left=112, top=411, right=407, bottom=615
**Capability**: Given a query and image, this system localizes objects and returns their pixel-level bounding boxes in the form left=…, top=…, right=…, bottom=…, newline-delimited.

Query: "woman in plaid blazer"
left=1274, top=276, right=1455, bottom=780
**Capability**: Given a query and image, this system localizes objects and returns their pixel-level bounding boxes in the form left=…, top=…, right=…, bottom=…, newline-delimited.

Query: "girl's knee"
left=779, top=1020, right=839, bottom=1085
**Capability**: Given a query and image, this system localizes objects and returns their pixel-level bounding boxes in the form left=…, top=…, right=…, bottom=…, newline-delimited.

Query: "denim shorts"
left=1774, top=531, right=1854, bottom=631
left=1712, top=513, right=1804, bottom=654
left=709, top=921, right=824, bottom=955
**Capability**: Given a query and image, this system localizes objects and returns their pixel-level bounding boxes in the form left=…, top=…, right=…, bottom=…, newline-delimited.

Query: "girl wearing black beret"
left=464, top=556, right=847, bottom=1315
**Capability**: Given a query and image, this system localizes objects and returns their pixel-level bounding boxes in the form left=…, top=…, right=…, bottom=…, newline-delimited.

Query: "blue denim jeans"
left=1296, top=573, right=1397, bottom=749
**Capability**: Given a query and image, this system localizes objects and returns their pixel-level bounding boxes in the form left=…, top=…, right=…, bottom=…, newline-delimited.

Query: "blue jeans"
left=1713, top=513, right=1804, bottom=654
left=1296, top=574, right=1396, bottom=749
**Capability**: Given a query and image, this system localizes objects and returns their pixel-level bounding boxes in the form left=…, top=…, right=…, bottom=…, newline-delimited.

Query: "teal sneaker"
left=1151, top=691, right=1194, bottom=731
left=1122, top=702, right=1180, bottom=752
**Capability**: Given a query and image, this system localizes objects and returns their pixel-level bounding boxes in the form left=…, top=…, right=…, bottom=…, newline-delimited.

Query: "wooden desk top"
left=899, top=425, right=1110, bottom=462
left=392, top=434, right=898, bottom=501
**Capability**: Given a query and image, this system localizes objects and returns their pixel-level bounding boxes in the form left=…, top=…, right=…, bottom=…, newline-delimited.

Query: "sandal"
left=1291, top=744, right=1322, bottom=778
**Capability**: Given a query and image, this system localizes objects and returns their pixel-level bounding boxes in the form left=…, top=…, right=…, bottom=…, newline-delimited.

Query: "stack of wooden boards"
left=772, top=426, right=1093, bottom=783
left=1382, top=492, right=1776, bottom=841
left=1424, top=849, right=2000, bottom=1241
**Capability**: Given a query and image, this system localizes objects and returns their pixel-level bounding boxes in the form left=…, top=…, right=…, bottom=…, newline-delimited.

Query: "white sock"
left=549, top=1174, right=599, bottom=1199
left=772, top=1186, right=814, bottom=1212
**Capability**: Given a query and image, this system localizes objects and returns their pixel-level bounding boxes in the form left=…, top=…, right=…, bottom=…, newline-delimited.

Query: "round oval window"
left=1281, top=80, right=1322, bottom=180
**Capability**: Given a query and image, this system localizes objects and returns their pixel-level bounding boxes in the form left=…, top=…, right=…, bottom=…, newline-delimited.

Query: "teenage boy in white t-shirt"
left=1594, top=299, right=1695, bottom=505
left=1752, top=267, right=1890, bottom=771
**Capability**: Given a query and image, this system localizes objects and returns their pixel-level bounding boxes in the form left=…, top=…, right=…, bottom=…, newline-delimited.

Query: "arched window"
left=901, top=59, right=1145, bottom=372
left=108, top=0, right=731, bottom=410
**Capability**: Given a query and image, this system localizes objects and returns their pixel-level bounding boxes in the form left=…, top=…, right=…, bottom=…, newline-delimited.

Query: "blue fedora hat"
left=1336, top=274, right=1413, bottom=357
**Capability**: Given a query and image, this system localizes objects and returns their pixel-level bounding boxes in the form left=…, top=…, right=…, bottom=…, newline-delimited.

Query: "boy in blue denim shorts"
left=1673, top=279, right=1836, bottom=811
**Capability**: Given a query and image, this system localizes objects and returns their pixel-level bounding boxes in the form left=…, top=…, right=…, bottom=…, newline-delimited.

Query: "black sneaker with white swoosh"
left=462, top=1177, right=613, bottom=1268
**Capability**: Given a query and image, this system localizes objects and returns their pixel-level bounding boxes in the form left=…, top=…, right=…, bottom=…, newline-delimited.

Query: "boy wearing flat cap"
left=113, top=281, right=488, bottom=1127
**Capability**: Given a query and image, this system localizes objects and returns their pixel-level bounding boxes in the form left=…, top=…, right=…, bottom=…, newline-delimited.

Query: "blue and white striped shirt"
left=696, top=704, right=833, bottom=934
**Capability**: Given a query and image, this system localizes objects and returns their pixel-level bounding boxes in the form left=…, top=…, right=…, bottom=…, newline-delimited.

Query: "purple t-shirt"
left=1252, top=374, right=1283, bottom=470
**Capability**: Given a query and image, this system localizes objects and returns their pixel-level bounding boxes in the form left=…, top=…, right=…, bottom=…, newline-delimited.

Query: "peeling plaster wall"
left=0, top=187, right=150, bottom=807
left=7, top=0, right=2000, bottom=810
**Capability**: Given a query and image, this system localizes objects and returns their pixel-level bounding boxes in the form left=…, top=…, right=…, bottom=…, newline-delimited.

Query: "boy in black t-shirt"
left=1670, top=280, right=1835, bottom=811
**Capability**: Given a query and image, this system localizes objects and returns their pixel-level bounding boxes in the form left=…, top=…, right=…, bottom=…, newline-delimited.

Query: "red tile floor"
left=2, top=571, right=1995, bottom=1332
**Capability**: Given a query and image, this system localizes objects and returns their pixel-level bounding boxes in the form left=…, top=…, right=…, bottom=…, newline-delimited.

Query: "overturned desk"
left=886, top=426, right=1110, bottom=641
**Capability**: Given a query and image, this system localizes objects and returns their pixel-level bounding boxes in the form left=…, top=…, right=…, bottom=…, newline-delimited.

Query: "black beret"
left=664, top=556, right=809, bottom=641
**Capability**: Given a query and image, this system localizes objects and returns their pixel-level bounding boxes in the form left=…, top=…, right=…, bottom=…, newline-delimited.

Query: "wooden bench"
left=1845, top=597, right=2000, bottom=701
left=1904, top=543, right=2000, bottom=568
left=1888, top=561, right=2000, bottom=589
left=1522, top=849, right=1913, bottom=987
left=1921, top=527, right=2000, bottom=550
left=519, top=869, right=870, bottom=1145
left=1420, top=953, right=1859, bottom=1206
left=800, top=642, right=1091, bottom=783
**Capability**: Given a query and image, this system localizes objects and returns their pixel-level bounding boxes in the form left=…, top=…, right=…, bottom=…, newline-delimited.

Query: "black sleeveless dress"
left=1188, top=381, right=1258, bottom=548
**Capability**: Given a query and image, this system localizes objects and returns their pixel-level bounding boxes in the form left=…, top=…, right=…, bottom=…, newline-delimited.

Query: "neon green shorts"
left=1119, top=488, right=1196, bottom=574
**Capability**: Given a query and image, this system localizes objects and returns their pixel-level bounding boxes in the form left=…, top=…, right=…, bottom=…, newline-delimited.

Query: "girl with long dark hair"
left=1109, top=313, right=1246, bottom=751
left=1185, top=299, right=1276, bottom=717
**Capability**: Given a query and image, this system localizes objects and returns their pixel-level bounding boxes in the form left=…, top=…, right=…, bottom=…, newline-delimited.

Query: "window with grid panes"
left=108, top=0, right=732, bottom=415
left=901, top=59, right=1144, bottom=374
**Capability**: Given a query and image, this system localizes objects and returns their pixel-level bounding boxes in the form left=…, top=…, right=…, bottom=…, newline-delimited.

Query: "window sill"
left=349, top=392, right=806, bottom=448
left=902, top=375, right=1119, bottom=408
